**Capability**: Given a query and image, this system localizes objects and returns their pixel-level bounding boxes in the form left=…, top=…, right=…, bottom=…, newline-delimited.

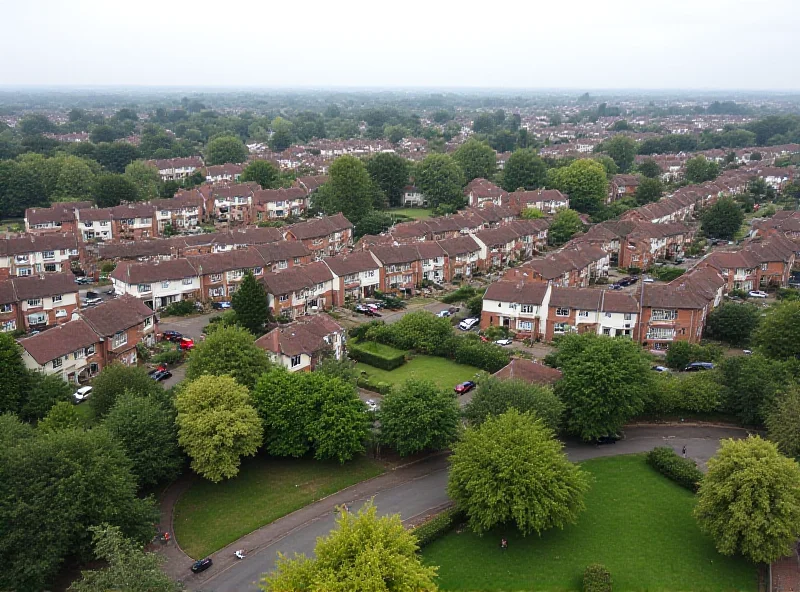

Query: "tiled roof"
left=11, top=273, right=78, bottom=300
left=255, top=314, right=343, bottom=357
left=483, top=281, right=548, bottom=305
left=80, top=294, right=154, bottom=336
left=111, top=259, right=198, bottom=285
left=18, top=319, right=99, bottom=365
left=493, top=359, right=562, bottom=385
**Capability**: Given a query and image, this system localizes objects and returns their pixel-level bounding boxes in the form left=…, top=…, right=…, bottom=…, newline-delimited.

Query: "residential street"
left=154, top=312, right=217, bottom=389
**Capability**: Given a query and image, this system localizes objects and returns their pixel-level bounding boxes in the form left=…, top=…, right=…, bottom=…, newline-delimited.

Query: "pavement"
left=165, top=424, right=749, bottom=591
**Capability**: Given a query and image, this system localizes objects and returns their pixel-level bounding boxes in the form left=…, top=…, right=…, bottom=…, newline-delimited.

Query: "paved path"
left=164, top=424, right=748, bottom=591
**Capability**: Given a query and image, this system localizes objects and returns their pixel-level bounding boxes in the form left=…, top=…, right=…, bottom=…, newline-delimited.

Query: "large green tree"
left=268, top=117, right=294, bottom=152
left=366, top=152, right=410, bottom=207
left=701, top=197, right=744, bottom=240
left=694, top=436, right=800, bottom=564
left=241, top=159, right=281, bottom=189
left=634, top=177, right=663, bottom=205
left=448, top=410, right=589, bottom=535
left=685, top=155, right=720, bottom=183
left=0, top=333, right=30, bottom=415
left=176, top=375, right=263, bottom=482
left=415, top=154, right=465, bottom=209
left=260, top=502, right=437, bottom=592
left=315, top=155, right=379, bottom=224
left=555, top=335, right=652, bottom=440
left=453, top=138, right=496, bottom=183
left=717, top=354, right=792, bottom=425
left=597, top=135, right=637, bottom=172
left=92, top=174, right=139, bottom=207
left=91, top=363, right=163, bottom=419
left=705, top=302, right=761, bottom=347
left=206, top=135, right=248, bottom=165
left=123, top=161, right=162, bottom=201
left=756, top=301, right=800, bottom=360
left=637, top=158, right=663, bottom=179
left=232, top=271, right=270, bottom=334
left=767, top=389, right=800, bottom=459
left=37, top=401, right=83, bottom=432
left=378, top=379, right=460, bottom=456
left=548, top=208, right=584, bottom=246
left=185, top=324, right=272, bottom=389
left=464, top=376, right=563, bottom=431
left=500, top=148, right=548, bottom=191
left=547, top=159, right=607, bottom=215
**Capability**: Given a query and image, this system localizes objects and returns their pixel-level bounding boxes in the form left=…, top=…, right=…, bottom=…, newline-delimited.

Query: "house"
left=252, top=187, right=308, bottom=220
left=493, top=358, right=562, bottom=385
left=205, top=163, right=243, bottom=183
left=187, top=249, right=266, bottom=301
left=151, top=192, right=205, bottom=233
left=598, top=291, right=639, bottom=338
left=437, top=235, right=482, bottom=281
left=260, top=262, right=336, bottom=319
left=368, top=245, right=423, bottom=295
left=474, top=226, right=521, bottom=269
left=505, top=243, right=609, bottom=288
left=416, top=241, right=448, bottom=284
left=700, top=250, right=761, bottom=292
left=255, top=314, right=345, bottom=372
left=608, top=174, right=641, bottom=202
left=11, top=273, right=81, bottom=331
left=255, top=241, right=313, bottom=273
left=0, top=280, right=18, bottom=332
left=544, top=287, right=603, bottom=341
left=508, top=189, right=569, bottom=214
left=294, top=175, right=328, bottom=195
left=25, top=201, right=91, bottom=235
left=109, top=203, right=158, bottom=241
left=465, top=178, right=507, bottom=208
left=212, top=183, right=259, bottom=225
left=402, top=186, right=427, bottom=207
left=284, top=214, right=354, bottom=259
left=148, top=157, right=204, bottom=181
left=18, top=319, right=103, bottom=383
left=76, top=208, right=114, bottom=242
left=323, top=251, right=381, bottom=304
left=480, top=281, right=550, bottom=339
left=80, top=294, right=158, bottom=366
left=110, top=259, right=201, bottom=309
left=0, top=233, right=80, bottom=279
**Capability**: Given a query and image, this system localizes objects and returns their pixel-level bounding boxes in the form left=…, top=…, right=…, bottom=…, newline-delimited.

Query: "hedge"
left=150, top=348, right=184, bottom=365
left=411, top=507, right=465, bottom=548
left=441, top=286, right=478, bottom=304
left=452, top=338, right=511, bottom=373
left=583, top=564, right=612, bottom=592
left=356, top=375, right=393, bottom=395
left=646, top=447, right=704, bottom=492
left=349, top=342, right=406, bottom=371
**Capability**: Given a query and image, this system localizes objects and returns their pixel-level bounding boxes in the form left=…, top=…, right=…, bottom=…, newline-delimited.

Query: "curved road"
left=181, top=425, right=748, bottom=591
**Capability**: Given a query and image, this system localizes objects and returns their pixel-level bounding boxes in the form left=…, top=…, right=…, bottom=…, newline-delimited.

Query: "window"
left=293, top=258, right=301, bottom=265
left=42, top=250, right=55, bottom=260
left=603, top=327, right=611, bottom=335
left=144, top=316, right=153, bottom=328
left=52, top=294, right=62, bottom=302
left=55, top=309, right=67, bottom=318
left=100, top=220, right=109, bottom=226
left=290, top=354, right=302, bottom=367
left=556, top=307, right=570, bottom=317
left=554, top=322, right=569, bottom=334
left=2, top=319, right=16, bottom=331
left=605, top=312, right=612, bottom=318
left=74, top=349, right=84, bottom=360
left=113, top=331, right=128, bottom=348
left=518, top=320, right=532, bottom=331
left=27, top=298, right=42, bottom=307
left=86, top=344, right=95, bottom=356
left=650, top=309, right=677, bottom=321
left=17, top=268, right=32, bottom=276
left=578, top=310, right=589, bottom=318
left=761, top=263, right=769, bottom=271
left=279, top=294, right=289, bottom=302
left=53, top=357, right=63, bottom=369
left=209, top=287, right=224, bottom=297
left=161, top=281, right=170, bottom=288
left=253, top=267, right=263, bottom=275
left=44, top=263, right=57, bottom=272
left=0, top=303, right=11, bottom=313
left=90, top=363, right=99, bottom=374
left=182, top=278, right=193, bottom=285
left=624, top=313, right=632, bottom=321
left=138, top=284, right=152, bottom=293
left=317, top=283, right=324, bottom=290
left=28, top=312, right=46, bottom=325
left=646, top=327, right=676, bottom=340
left=278, top=260, right=288, bottom=270
left=210, top=274, right=222, bottom=283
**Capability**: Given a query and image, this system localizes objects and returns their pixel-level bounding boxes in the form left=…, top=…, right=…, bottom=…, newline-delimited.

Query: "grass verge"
left=356, top=354, right=481, bottom=391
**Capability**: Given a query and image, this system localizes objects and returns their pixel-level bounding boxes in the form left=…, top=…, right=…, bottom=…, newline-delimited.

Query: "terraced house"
left=0, top=233, right=79, bottom=279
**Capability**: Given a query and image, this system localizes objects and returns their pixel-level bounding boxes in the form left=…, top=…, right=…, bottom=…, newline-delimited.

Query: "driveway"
left=184, top=424, right=747, bottom=591
left=158, top=312, right=219, bottom=340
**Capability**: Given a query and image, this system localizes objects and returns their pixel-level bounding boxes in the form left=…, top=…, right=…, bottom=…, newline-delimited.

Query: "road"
left=153, top=312, right=218, bottom=389
left=192, top=425, right=746, bottom=592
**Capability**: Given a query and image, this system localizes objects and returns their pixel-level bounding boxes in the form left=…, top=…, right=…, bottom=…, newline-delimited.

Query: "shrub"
left=412, top=507, right=465, bottom=548
left=349, top=341, right=406, bottom=371
left=151, top=348, right=184, bottom=365
left=356, top=375, right=393, bottom=395
left=441, top=285, right=478, bottom=304
left=583, top=564, right=612, bottom=592
left=349, top=320, right=385, bottom=341
left=627, top=266, right=641, bottom=275
left=646, top=446, right=704, bottom=492
left=652, top=266, right=685, bottom=282
left=162, top=299, right=197, bottom=316
left=664, top=341, right=721, bottom=370
left=452, top=338, right=510, bottom=373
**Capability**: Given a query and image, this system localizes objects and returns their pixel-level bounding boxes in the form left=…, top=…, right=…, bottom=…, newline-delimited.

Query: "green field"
left=423, top=455, right=756, bottom=592
left=173, top=455, right=384, bottom=559
left=356, top=354, right=481, bottom=390
left=390, top=208, right=433, bottom=220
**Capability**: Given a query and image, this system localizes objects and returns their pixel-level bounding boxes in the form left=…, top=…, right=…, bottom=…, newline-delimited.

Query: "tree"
left=547, top=159, right=607, bottom=215
left=555, top=335, right=652, bottom=440
left=176, top=375, right=262, bottom=482
left=592, top=154, right=619, bottom=179
left=269, top=117, right=294, bottom=152
left=68, top=524, right=183, bottom=592
left=415, top=154, right=465, bottom=209
left=701, top=197, right=744, bottom=240
left=18, top=113, right=57, bottom=136
left=260, top=502, right=437, bottom=592
left=314, top=155, right=379, bottom=224
left=634, top=177, right=663, bottom=205
left=694, top=436, right=800, bottom=564
left=252, top=368, right=368, bottom=462
left=38, top=401, right=83, bottom=432
left=520, top=207, right=544, bottom=219
left=206, top=135, right=248, bottom=165
left=384, top=125, right=407, bottom=145
left=0, top=333, right=29, bottom=415
left=638, top=158, right=663, bottom=179
left=123, top=161, right=161, bottom=201
left=53, top=155, right=97, bottom=200
left=448, top=409, right=589, bottom=535
left=756, top=301, right=800, bottom=360
left=597, top=135, right=637, bottom=172
left=95, top=141, right=140, bottom=174
left=0, top=428, right=157, bottom=592
left=500, top=148, right=548, bottom=191
left=185, top=324, right=272, bottom=389
left=464, top=377, right=563, bottom=431
left=685, top=155, right=720, bottom=183
left=92, top=174, right=138, bottom=208
left=0, top=413, right=35, bottom=448
left=91, top=125, right=118, bottom=144
left=105, top=392, right=183, bottom=488
left=231, top=271, right=270, bottom=334
left=241, top=159, right=281, bottom=189
left=548, top=208, right=584, bottom=246
left=366, top=152, right=409, bottom=207
left=705, top=302, right=761, bottom=346
left=355, top=210, right=394, bottom=238
left=472, top=113, right=496, bottom=135
left=717, top=354, right=792, bottom=425
left=766, top=390, right=800, bottom=459
left=378, top=380, right=460, bottom=456
left=453, top=138, right=496, bottom=183
left=91, top=363, right=163, bottom=419
left=663, top=341, right=720, bottom=370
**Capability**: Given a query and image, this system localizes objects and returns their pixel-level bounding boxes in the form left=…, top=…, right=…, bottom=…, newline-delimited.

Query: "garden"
left=422, top=454, right=757, bottom=592
left=356, top=353, right=482, bottom=391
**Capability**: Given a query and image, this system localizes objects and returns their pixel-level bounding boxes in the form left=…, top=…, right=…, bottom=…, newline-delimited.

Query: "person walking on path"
left=682, top=445, right=687, bottom=458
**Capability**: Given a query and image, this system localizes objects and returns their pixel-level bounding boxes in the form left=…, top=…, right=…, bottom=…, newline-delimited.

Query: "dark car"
left=610, top=283, right=623, bottom=290
left=595, top=434, right=622, bottom=445
left=162, top=330, right=182, bottom=342
left=617, top=277, right=633, bottom=287
left=684, top=362, right=715, bottom=372
left=191, top=558, right=213, bottom=573
left=151, top=370, right=173, bottom=382
left=454, top=381, right=477, bottom=395
left=212, top=301, right=232, bottom=310
left=74, top=277, right=94, bottom=285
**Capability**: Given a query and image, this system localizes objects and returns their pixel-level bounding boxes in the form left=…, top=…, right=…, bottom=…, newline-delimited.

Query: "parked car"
left=684, top=361, right=715, bottom=372
left=365, top=399, right=378, bottom=412
left=212, top=301, right=232, bottom=310
left=72, top=386, right=92, bottom=403
left=83, top=296, right=102, bottom=306
left=191, top=558, right=213, bottom=573
left=595, top=434, right=622, bottom=445
left=642, top=276, right=655, bottom=283
left=454, top=381, right=477, bottom=395
left=458, top=318, right=480, bottom=331
left=749, top=290, right=768, bottom=298
left=651, top=365, right=670, bottom=372
left=178, top=337, right=195, bottom=351
left=436, top=310, right=451, bottom=318
left=494, top=338, right=513, bottom=346
left=151, top=370, right=173, bottom=382
left=161, top=330, right=182, bottom=342
left=74, top=277, right=94, bottom=285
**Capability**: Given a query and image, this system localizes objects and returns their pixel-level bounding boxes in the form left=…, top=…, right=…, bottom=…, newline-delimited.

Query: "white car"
left=83, top=297, right=102, bottom=306
left=494, top=339, right=513, bottom=346
left=748, top=290, right=768, bottom=298
left=436, top=310, right=451, bottom=318
left=72, top=386, right=92, bottom=403
left=458, top=318, right=480, bottom=331
left=642, top=277, right=656, bottom=283
left=365, top=399, right=378, bottom=412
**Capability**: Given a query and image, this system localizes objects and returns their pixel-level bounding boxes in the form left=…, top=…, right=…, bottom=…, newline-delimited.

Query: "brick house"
left=212, top=182, right=259, bottom=225
left=80, top=294, right=157, bottom=366
left=284, top=214, right=354, bottom=259
left=148, top=157, right=204, bottom=181
left=465, top=178, right=507, bottom=208
left=18, top=319, right=103, bottom=383
left=255, top=242, right=313, bottom=273
left=12, top=273, right=81, bottom=331
left=151, top=192, right=205, bottom=233
left=608, top=174, right=641, bottom=202
left=294, top=175, right=328, bottom=195
left=416, top=242, right=448, bottom=284
left=205, top=163, right=243, bottom=183
left=260, top=262, right=336, bottom=319
left=0, top=280, right=19, bottom=332
left=255, top=314, right=345, bottom=372
left=76, top=207, right=114, bottom=242
left=437, top=236, right=482, bottom=281
left=480, top=281, right=550, bottom=339
left=0, top=233, right=80, bottom=279
left=253, top=187, right=309, bottom=220
left=544, top=287, right=603, bottom=341
left=323, top=251, right=381, bottom=305
left=474, top=226, right=521, bottom=269
left=25, top=201, right=91, bottom=235
left=507, top=189, right=569, bottom=214
left=368, top=245, right=422, bottom=295
left=111, top=259, right=201, bottom=310
left=109, top=203, right=158, bottom=241
left=187, top=249, right=266, bottom=301
left=493, top=358, right=563, bottom=385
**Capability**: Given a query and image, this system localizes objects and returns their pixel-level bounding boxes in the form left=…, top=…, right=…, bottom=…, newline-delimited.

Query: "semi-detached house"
left=18, top=319, right=102, bottom=383
left=0, top=233, right=79, bottom=279
left=111, top=259, right=201, bottom=309
left=79, top=294, right=158, bottom=367
left=25, top=201, right=91, bottom=235
left=187, top=249, right=266, bottom=300
left=260, top=262, right=335, bottom=319
left=322, top=251, right=381, bottom=305
left=255, top=314, right=345, bottom=372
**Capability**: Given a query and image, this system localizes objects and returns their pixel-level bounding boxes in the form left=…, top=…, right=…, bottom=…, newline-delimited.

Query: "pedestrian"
left=682, top=445, right=687, bottom=458
left=500, top=538, right=508, bottom=549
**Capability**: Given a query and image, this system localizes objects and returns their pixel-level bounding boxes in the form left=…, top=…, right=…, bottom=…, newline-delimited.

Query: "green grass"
left=390, top=207, right=433, bottom=220
left=174, top=455, right=384, bottom=559
left=73, top=400, right=95, bottom=426
left=423, top=455, right=756, bottom=592
left=356, top=354, right=481, bottom=390
left=354, top=341, right=408, bottom=357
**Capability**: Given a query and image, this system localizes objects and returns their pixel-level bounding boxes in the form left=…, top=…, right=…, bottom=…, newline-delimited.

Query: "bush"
left=349, top=341, right=406, bottom=371
left=646, top=446, right=704, bottom=492
left=151, top=348, right=184, bottom=365
left=162, top=299, right=197, bottom=316
left=664, top=341, right=721, bottom=370
left=652, top=266, right=685, bottom=282
left=583, top=564, right=612, bottom=592
left=412, top=507, right=465, bottom=548
left=627, top=266, right=641, bottom=275
left=356, top=375, right=393, bottom=395
left=452, top=338, right=510, bottom=373
left=441, top=285, right=478, bottom=304
left=348, top=320, right=385, bottom=341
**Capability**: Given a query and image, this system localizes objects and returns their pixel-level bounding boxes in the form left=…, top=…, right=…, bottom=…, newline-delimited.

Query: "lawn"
left=390, top=207, right=433, bottom=220
left=173, top=455, right=384, bottom=559
left=356, top=354, right=482, bottom=390
left=423, top=455, right=756, bottom=592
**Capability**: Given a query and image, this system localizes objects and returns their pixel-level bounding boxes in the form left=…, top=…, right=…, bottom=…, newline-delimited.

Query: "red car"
left=178, top=337, right=195, bottom=351
left=454, top=381, right=476, bottom=395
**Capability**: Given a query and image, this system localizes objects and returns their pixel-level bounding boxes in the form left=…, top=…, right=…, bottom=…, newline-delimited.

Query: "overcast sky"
left=2, top=0, right=798, bottom=90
